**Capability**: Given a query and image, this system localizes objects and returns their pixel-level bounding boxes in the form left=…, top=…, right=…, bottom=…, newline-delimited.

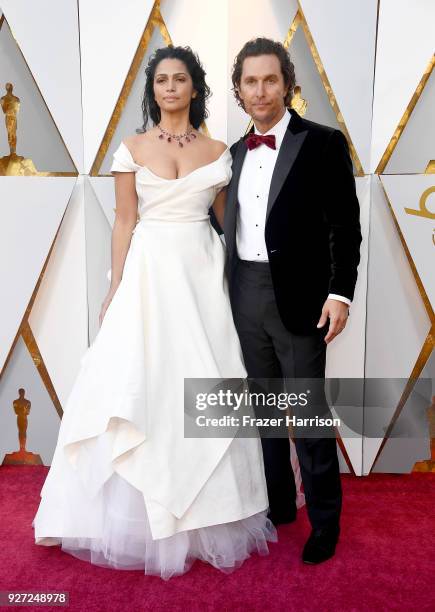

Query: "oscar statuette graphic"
left=290, top=85, right=307, bottom=116
left=425, top=160, right=435, bottom=174
left=2, top=388, right=42, bottom=465
left=0, top=82, right=45, bottom=176
left=413, top=396, right=435, bottom=472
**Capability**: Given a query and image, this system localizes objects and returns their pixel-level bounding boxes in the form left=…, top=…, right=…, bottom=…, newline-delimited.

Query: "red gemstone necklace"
left=157, top=123, right=196, bottom=147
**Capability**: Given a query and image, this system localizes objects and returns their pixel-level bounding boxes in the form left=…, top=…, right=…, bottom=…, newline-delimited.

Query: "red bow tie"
left=245, top=133, right=276, bottom=151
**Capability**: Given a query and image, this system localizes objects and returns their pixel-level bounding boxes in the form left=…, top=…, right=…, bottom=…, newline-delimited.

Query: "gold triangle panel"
left=90, top=0, right=172, bottom=176
left=281, top=5, right=364, bottom=176
left=0, top=14, right=78, bottom=176
left=376, top=55, right=435, bottom=175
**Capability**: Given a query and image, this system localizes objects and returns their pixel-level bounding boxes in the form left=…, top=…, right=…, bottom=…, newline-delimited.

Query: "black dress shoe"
left=302, top=526, right=340, bottom=564
left=267, top=507, right=297, bottom=526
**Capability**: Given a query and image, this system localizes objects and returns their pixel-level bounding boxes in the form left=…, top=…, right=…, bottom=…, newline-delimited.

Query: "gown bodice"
left=110, top=141, right=232, bottom=223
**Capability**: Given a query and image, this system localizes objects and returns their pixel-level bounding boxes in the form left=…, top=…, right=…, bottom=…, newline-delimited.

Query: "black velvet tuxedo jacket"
left=222, top=108, right=362, bottom=335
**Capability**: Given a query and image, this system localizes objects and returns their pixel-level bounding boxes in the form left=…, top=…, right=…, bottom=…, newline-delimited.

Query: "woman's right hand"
left=99, top=287, right=118, bottom=327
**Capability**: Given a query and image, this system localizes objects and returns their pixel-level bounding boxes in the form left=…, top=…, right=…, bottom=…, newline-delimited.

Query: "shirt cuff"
left=328, top=293, right=351, bottom=306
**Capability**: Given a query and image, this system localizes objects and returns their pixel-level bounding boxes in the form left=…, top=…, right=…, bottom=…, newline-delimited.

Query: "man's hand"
left=317, top=298, right=349, bottom=344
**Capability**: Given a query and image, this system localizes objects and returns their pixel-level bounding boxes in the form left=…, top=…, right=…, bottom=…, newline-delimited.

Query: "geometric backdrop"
left=0, top=0, right=434, bottom=474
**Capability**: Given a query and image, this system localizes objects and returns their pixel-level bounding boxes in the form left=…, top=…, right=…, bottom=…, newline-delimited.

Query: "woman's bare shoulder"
left=211, top=139, right=229, bottom=155
left=122, top=130, right=156, bottom=155
left=196, top=134, right=228, bottom=155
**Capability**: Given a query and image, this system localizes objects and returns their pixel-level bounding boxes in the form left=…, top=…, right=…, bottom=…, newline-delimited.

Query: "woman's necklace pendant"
left=157, top=123, right=194, bottom=147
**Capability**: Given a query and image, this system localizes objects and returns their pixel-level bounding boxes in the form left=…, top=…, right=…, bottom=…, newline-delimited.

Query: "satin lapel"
left=224, top=139, right=248, bottom=257
left=266, top=126, right=308, bottom=222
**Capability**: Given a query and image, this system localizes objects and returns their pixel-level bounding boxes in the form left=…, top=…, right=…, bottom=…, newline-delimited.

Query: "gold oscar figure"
left=425, top=160, right=435, bottom=174
left=290, top=85, right=308, bottom=116
left=2, top=388, right=42, bottom=465
left=413, top=395, right=435, bottom=472
left=0, top=82, right=39, bottom=175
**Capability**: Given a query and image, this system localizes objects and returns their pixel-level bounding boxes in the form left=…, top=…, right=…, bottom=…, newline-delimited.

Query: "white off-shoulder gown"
left=32, top=143, right=277, bottom=579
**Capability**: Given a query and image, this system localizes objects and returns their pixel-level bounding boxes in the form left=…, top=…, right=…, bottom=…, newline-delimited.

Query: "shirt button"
left=256, top=224, right=258, bottom=227
left=256, top=195, right=259, bottom=198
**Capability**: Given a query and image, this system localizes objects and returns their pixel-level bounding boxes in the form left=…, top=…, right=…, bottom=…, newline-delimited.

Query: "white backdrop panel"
left=326, top=176, right=370, bottom=379
left=99, top=26, right=165, bottom=174
left=84, top=178, right=112, bottom=344
left=370, top=351, right=433, bottom=474
left=162, top=0, right=229, bottom=142
left=363, top=175, right=432, bottom=473
left=0, top=177, right=75, bottom=372
left=326, top=177, right=370, bottom=475
left=299, top=0, right=377, bottom=173
left=385, top=68, right=435, bottom=174
left=286, top=27, right=340, bottom=132
left=88, top=177, right=117, bottom=227
left=79, top=0, right=154, bottom=173
left=370, top=0, right=435, bottom=172
left=365, top=177, right=431, bottom=379
left=28, top=178, right=88, bottom=406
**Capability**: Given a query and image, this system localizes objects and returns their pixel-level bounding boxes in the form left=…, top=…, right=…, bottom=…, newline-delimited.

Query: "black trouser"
left=231, top=258, right=342, bottom=530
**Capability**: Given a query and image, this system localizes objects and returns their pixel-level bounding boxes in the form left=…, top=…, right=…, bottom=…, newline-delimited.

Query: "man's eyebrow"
left=243, top=73, right=279, bottom=79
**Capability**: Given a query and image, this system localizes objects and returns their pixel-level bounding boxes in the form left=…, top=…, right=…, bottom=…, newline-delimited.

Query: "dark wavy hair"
left=231, top=38, right=296, bottom=110
left=137, top=45, right=211, bottom=132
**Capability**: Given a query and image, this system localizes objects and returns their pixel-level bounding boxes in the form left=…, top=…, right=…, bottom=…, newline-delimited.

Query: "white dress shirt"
left=236, top=110, right=350, bottom=306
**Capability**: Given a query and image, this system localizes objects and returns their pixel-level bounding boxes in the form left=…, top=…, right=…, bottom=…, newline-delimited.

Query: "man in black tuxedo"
left=224, top=38, right=362, bottom=564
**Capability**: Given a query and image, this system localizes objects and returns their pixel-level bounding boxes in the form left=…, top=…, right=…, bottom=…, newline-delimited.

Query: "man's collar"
left=243, top=108, right=305, bottom=141
left=253, top=108, right=290, bottom=138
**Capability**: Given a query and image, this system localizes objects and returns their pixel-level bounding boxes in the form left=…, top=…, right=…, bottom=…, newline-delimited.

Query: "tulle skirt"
left=37, top=472, right=277, bottom=580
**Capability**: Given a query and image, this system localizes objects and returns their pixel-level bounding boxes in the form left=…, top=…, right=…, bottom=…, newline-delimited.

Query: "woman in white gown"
left=32, top=46, right=277, bottom=579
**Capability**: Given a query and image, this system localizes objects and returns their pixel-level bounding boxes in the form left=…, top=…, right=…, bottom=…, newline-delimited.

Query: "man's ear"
left=284, top=82, right=292, bottom=102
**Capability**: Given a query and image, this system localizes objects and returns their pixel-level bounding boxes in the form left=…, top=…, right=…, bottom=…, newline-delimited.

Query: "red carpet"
left=0, top=467, right=434, bottom=611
